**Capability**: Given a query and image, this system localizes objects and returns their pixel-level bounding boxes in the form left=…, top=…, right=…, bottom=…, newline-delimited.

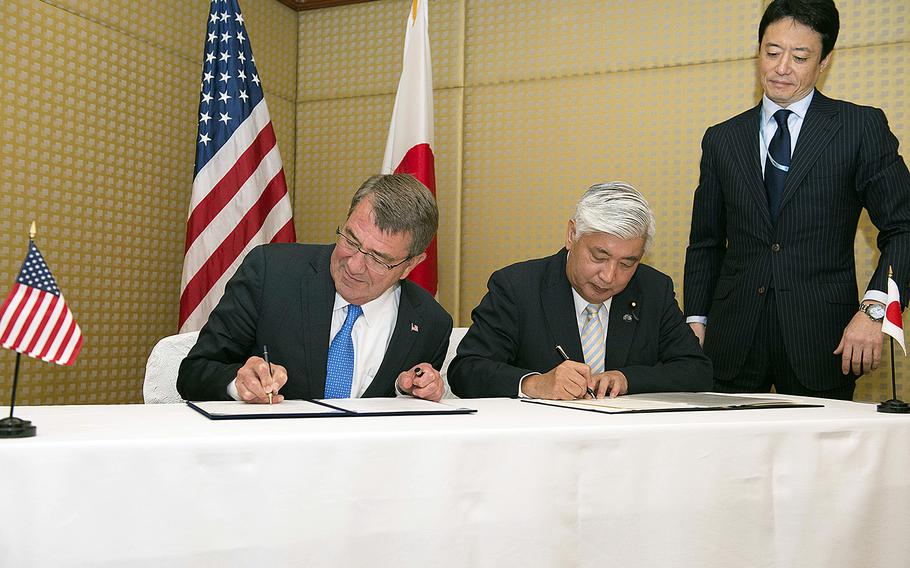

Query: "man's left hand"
left=396, top=364, right=445, bottom=402
left=834, top=310, right=884, bottom=375
left=593, top=370, right=629, bottom=398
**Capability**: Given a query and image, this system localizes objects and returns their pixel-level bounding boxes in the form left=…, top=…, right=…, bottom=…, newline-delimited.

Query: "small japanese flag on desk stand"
left=878, top=266, right=908, bottom=414
left=0, top=223, right=83, bottom=438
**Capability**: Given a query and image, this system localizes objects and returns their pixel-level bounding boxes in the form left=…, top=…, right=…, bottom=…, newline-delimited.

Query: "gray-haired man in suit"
left=684, top=0, right=910, bottom=399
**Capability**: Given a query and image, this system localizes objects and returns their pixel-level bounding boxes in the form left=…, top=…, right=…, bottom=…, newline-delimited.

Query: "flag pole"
left=0, top=222, right=38, bottom=437
left=878, top=265, right=909, bottom=413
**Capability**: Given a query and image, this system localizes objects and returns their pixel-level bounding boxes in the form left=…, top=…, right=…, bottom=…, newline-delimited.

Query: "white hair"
left=572, top=181, right=656, bottom=252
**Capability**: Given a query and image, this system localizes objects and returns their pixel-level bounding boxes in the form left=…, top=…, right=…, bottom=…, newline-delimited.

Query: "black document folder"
left=187, top=398, right=477, bottom=420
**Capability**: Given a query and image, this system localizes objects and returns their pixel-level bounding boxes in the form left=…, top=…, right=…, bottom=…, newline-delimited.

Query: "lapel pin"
left=623, top=314, right=633, bottom=322
left=410, top=322, right=419, bottom=332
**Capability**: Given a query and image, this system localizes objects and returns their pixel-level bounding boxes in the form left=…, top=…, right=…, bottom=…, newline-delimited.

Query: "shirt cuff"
left=862, top=290, right=887, bottom=305
left=226, top=379, right=241, bottom=401
left=518, top=372, right=540, bottom=398
left=686, top=315, right=708, bottom=325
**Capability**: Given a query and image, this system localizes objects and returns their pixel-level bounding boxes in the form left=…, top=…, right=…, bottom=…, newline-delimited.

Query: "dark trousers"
left=713, top=290, right=856, bottom=401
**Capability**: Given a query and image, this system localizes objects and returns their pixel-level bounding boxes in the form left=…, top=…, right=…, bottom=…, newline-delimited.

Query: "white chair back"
left=143, top=331, right=199, bottom=403
left=441, top=327, right=469, bottom=399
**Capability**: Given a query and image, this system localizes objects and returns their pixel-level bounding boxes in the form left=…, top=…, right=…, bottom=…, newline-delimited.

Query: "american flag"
left=0, top=241, right=83, bottom=366
left=179, top=0, right=296, bottom=332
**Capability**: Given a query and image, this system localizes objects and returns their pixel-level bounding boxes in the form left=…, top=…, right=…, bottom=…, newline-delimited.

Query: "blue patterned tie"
left=765, top=109, right=792, bottom=221
left=324, top=304, right=362, bottom=398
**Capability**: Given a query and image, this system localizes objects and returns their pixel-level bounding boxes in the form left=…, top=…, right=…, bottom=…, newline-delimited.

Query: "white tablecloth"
left=1, top=397, right=908, bottom=567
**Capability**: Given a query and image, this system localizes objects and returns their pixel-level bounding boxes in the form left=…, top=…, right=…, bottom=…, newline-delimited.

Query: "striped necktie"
left=765, top=109, right=792, bottom=221
left=580, top=303, right=605, bottom=375
left=324, top=304, right=362, bottom=399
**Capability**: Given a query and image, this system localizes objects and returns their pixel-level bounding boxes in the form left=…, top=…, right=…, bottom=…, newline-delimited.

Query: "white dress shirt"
left=518, top=286, right=612, bottom=397
left=228, top=283, right=402, bottom=400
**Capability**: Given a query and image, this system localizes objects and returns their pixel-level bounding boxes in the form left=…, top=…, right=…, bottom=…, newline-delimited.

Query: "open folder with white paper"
left=187, top=397, right=477, bottom=420
left=522, top=392, right=824, bottom=414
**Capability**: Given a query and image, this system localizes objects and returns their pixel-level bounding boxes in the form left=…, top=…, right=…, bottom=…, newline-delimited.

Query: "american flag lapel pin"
left=411, top=322, right=419, bottom=332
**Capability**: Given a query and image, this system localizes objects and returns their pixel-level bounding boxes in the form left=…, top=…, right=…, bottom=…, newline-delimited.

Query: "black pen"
left=263, top=345, right=273, bottom=405
left=556, top=344, right=596, bottom=399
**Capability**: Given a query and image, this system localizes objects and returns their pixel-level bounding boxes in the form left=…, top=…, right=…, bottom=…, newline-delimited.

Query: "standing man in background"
left=178, top=174, right=452, bottom=403
left=684, top=0, right=910, bottom=400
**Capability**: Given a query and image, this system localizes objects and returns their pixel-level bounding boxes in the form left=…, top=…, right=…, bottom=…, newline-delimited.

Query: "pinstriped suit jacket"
left=684, top=91, right=910, bottom=390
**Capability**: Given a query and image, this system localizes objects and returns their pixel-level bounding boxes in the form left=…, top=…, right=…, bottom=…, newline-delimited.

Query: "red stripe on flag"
left=36, top=306, right=67, bottom=361
left=270, top=217, right=297, bottom=243
left=10, top=291, right=46, bottom=349
left=47, top=317, right=77, bottom=364
left=60, top=333, right=84, bottom=366
left=184, top=122, right=280, bottom=252
left=0, top=285, right=33, bottom=346
left=179, top=170, right=290, bottom=324
left=394, top=143, right=437, bottom=295
left=24, top=295, right=59, bottom=354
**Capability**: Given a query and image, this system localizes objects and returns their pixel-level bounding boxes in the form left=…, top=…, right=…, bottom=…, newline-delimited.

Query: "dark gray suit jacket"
left=448, top=249, right=712, bottom=398
left=684, top=91, right=910, bottom=389
left=177, top=244, right=452, bottom=401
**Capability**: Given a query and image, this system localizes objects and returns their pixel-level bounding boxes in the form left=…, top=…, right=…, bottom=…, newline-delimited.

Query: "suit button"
left=758, top=286, right=766, bottom=295
left=771, top=243, right=781, bottom=252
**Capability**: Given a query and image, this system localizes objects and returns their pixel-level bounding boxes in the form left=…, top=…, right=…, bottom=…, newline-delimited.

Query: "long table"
left=2, top=396, right=909, bottom=567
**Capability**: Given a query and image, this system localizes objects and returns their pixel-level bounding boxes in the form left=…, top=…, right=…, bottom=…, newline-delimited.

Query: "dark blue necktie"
left=324, top=304, right=362, bottom=399
left=764, top=109, right=792, bottom=221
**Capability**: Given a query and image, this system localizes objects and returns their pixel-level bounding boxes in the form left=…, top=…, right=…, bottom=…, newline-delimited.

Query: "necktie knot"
left=585, top=304, right=601, bottom=319
left=773, top=108, right=792, bottom=128
left=345, top=304, right=363, bottom=324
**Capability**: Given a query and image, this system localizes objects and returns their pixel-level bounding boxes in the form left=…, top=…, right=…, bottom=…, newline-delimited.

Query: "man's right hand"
left=688, top=322, right=706, bottom=347
left=522, top=360, right=592, bottom=400
left=235, top=355, right=288, bottom=404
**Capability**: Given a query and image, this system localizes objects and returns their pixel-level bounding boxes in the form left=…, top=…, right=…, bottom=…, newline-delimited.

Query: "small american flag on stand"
left=0, top=239, right=82, bottom=366
left=179, top=0, right=296, bottom=332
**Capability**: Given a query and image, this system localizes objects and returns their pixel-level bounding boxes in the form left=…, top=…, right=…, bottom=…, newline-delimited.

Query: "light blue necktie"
left=324, top=304, right=362, bottom=399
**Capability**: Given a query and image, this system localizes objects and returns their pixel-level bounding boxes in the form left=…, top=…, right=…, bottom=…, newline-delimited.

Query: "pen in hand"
left=263, top=345, right=273, bottom=405
left=556, top=344, right=597, bottom=399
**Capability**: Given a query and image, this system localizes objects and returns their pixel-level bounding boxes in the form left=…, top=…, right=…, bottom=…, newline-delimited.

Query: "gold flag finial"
left=889, top=265, right=893, bottom=278
left=29, top=221, right=36, bottom=240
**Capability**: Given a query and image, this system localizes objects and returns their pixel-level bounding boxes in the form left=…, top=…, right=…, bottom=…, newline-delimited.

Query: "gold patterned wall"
left=295, top=0, right=910, bottom=403
left=0, top=0, right=298, bottom=404
left=1, top=0, right=907, bottom=405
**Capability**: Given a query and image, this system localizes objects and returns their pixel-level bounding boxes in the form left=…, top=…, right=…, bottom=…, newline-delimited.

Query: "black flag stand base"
left=877, top=337, right=909, bottom=414
left=2, top=352, right=36, bottom=438
left=0, top=416, right=36, bottom=438
left=877, top=399, right=910, bottom=414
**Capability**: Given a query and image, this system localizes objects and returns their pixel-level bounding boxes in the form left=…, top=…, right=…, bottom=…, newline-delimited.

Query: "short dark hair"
left=347, top=174, right=438, bottom=257
left=759, top=0, right=840, bottom=60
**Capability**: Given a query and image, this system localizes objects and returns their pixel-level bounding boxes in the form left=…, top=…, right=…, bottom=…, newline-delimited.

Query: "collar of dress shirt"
left=333, top=282, right=401, bottom=326
left=762, top=89, right=814, bottom=124
left=570, top=287, right=613, bottom=326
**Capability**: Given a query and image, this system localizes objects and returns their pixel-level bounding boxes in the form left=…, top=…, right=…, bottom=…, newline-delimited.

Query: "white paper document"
left=525, top=392, right=822, bottom=414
